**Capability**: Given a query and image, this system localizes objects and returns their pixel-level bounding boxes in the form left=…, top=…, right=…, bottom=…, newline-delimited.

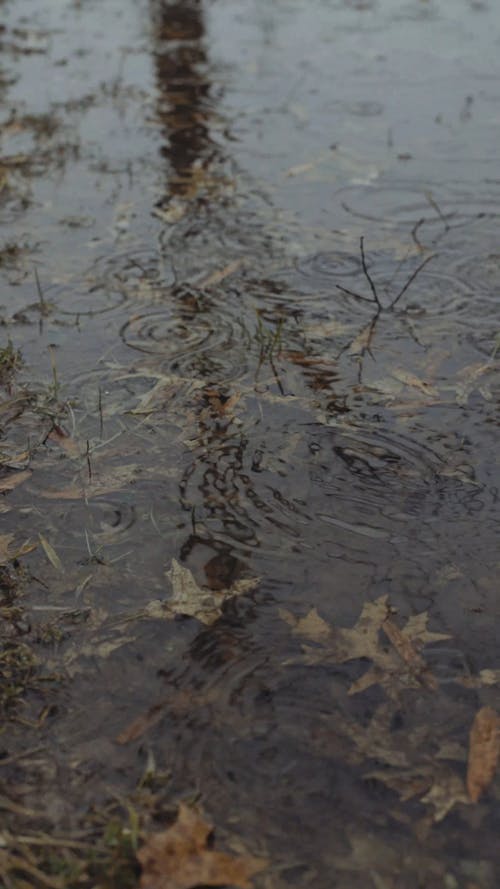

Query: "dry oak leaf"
left=283, top=596, right=450, bottom=695
left=0, top=469, right=31, bottom=493
left=165, top=559, right=259, bottom=626
left=466, top=706, right=500, bottom=803
left=420, top=769, right=469, bottom=822
left=138, top=802, right=266, bottom=889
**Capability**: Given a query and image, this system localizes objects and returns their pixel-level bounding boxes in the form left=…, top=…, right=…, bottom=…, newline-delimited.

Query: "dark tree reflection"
left=150, top=0, right=217, bottom=198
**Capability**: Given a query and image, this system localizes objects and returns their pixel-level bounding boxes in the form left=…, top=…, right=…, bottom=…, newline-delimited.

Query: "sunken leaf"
left=138, top=802, right=266, bottom=889
left=165, top=559, right=259, bottom=625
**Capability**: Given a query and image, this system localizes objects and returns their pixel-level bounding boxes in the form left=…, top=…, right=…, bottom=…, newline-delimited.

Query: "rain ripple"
left=179, top=420, right=455, bottom=560
left=119, top=286, right=253, bottom=381
left=90, top=246, right=176, bottom=300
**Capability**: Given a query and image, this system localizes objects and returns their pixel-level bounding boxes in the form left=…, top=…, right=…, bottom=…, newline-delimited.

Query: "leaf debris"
left=164, top=559, right=259, bottom=625
left=466, top=707, right=500, bottom=803
left=138, top=802, right=266, bottom=889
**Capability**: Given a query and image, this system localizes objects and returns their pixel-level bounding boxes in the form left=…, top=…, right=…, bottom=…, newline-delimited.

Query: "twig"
left=425, top=191, right=450, bottom=232
left=411, top=217, right=426, bottom=251
left=85, top=439, right=92, bottom=480
left=389, top=253, right=436, bottom=310
left=34, top=265, right=46, bottom=312
left=335, top=284, right=375, bottom=304
left=98, top=386, right=103, bottom=438
left=48, top=345, right=59, bottom=398
left=360, top=236, right=382, bottom=309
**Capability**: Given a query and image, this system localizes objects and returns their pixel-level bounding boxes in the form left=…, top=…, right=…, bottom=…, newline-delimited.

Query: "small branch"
left=336, top=284, right=375, bottom=304
left=98, top=386, right=103, bottom=439
left=425, top=191, right=450, bottom=232
left=86, top=439, right=92, bottom=480
left=411, top=217, right=426, bottom=251
left=389, top=253, right=436, bottom=310
left=360, top=236, right=382, bottom=309
left=34, top=265, right=46, bottom=312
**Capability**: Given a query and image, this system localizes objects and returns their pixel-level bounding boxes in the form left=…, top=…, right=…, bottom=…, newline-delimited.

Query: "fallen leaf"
left=382, top=617, right=426, bottom=671
left=466, top=707, right=500, bottom=803
left=39, top=534, right=64, bottom=572
left=279, top=606, right=330, bottom=642
left=199, top=258, right=243, bottom=288
left=420, top=769, right=469, bottom=822
left=63, top=636, right=136, bottom=676
left=0, top=533, right=37, bottom=564
left=0, top=450, right=31, bottom=467
left=0, top=533, right=15, bottom=564
left=0, top=469, right=31, bottom=493
left=116, top=701, right=166, bottom=744
left=39, top=464, right=141, bottom=499
left=392, top=369, right=438, bottom=397
left=284, top=596, right=450, bottom=696
left=165, top=559, right=259, bottom=625
left=47, top=426, right=80, bottom=457
left=138, top=802, right=266, bottom=889
left=454, top=361, right=497, bottom=406
left=365, top=768, right=432, bottom=802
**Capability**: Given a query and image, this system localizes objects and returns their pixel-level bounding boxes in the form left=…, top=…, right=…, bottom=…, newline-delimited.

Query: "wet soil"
left=1, top=0, right=500, bottom=886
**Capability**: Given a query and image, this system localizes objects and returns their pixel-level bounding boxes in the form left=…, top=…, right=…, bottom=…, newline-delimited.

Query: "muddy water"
left=1, top=0, right=500, bottom=886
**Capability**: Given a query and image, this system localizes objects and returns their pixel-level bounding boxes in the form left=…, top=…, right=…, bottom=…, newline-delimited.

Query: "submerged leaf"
left=39, top=533, right=64, bottom=572
left=138, top=802, right=266, bottom=889
left=0, top=469, right=31, bottom=493
left=467, top=707, right=500, bottom=803
left=0, top=533, right=37, bottom=564
left=420, top=770, right=469, bottom=822
left=165, top=559, right=259, bottom=625
left=284, top=596, right=450, bottom=696
left=0, top=533, right=15, bottom=564
left=279, top=606, right=330, bottom=641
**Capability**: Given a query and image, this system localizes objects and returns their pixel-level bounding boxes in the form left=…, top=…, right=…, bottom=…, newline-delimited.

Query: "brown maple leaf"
left=138, top=802, right=266, bottom=889
left=282, top=596, right=450, bottom=696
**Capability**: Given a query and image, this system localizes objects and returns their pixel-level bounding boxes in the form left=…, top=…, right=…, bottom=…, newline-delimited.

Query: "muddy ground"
left=1, top=0, right=500, bottom=887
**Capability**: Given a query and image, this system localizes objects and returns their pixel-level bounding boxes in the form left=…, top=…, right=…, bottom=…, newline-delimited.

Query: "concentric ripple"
left=294, top=251, right=363, bottom=288
left=179, top=418, right=461, bottom=560
left=452, top=252, right=500, bottom=294
left=156, top=630, right=371, bottom=864
left=90, top=247, right=175, bottom=299
left=44, top=282, right=127, bottom=317
left=336, top=183, right=500, bottom=243
left=62, top=498, right=137, bottom=544
left=119, top=288, right=253, bottom=380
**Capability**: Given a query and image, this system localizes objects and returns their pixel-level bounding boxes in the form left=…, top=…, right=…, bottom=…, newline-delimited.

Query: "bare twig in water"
left=335, top=283, right=374, bottom=304
left=86, top=439, right=92, bottom=480
left=411, top=217, right=426, bottom=251
left=334, top=237, right=437, bottom=382
left=34, top=265, right=47, bottom=313
left=98, top=386, right=103, bottom=439
left=335, top=238, right=436, bottom=313
left=360, top=236, right=382, bottom=310
left=389, top=253, right=436, bottom=309
left=48, top=346, right=59, bottom=398
left=425, top=190, right=451, bottom=232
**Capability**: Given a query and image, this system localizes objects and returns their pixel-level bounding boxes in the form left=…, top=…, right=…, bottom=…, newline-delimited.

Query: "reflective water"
left=1, top=0, right=500, bottom=885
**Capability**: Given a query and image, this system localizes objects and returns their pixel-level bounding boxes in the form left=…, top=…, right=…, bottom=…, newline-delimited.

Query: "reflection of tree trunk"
left=150, top=0, right=214, bottom=198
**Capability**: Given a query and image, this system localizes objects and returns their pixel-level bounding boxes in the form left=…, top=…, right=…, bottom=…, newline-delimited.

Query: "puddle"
left=1, top=0, right=500, bottom=887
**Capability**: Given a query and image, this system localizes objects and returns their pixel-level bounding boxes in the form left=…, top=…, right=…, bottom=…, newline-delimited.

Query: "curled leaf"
left=467, top=707, right=500, bottom=803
